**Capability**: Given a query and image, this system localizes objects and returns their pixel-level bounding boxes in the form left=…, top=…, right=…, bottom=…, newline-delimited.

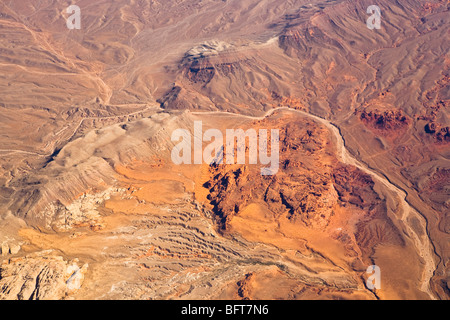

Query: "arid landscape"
left=0, top=0, right=448, bottom=300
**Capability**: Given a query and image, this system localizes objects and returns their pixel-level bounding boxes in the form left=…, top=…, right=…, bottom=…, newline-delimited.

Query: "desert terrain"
left=0, top=0, right=448, bottom=300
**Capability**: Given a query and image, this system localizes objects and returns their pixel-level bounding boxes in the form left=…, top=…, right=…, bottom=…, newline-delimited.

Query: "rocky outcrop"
left=205, top=115, right=338, bottom=229
left=236, top=273, right=255, bottom=300
left=0, top=251, right=88, bottom=300
left=332, top=164, right=382, bottom=211
left=0, top=242, right=21, bottom=256
left=424, top=122, right=450, bottom=143
left=332, top=164, right=404, bottom=258
left=359, top=110, right=410, bottom=132
left=38, top=187, right=125, bottom=232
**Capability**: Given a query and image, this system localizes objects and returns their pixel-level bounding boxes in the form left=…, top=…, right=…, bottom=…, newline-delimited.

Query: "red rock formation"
left=332, top=164, right=404, bottom=258
left=205, top=116, right=337, bottom=230
left=359, top=109, right=410, bottom=132
left=236, top=273, right=255, bottom=300
left=425, top=122, right=450, bottom=143
left=332, top=164, right=382, bottom=211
